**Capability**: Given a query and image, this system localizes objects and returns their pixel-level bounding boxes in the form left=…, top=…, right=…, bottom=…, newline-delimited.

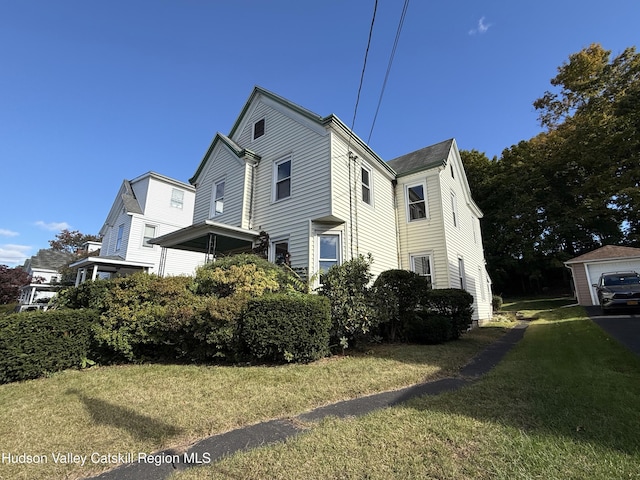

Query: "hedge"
left=0, top=309, right=98, bottom=384
left=423, top=288, right=474, bottom=339
left=240, top=294, right=331, bottom=363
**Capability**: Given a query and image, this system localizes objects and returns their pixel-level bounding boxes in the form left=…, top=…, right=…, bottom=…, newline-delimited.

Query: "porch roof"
left=149, top=220, right=259, bottom=254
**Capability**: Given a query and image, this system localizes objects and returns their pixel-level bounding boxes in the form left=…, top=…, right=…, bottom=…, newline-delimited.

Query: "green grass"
left=0, top=327, right=504, bottom=480
left=171, top=305, right=640, bottom=480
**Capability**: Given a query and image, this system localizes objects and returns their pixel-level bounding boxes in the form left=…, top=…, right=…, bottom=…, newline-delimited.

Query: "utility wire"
left=348, top=0, right=378, bottom=259
left=367, top=0, right=410, bottom=143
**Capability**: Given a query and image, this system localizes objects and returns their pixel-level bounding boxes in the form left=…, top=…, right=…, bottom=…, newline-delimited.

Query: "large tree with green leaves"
left=462, top=43, right=640, bottom=294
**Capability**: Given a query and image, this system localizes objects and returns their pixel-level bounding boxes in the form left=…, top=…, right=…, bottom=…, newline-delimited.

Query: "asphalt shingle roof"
left=387, top=138, right=454, bottom=176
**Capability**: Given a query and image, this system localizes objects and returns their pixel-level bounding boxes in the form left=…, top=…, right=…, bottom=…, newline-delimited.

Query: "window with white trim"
left=458, top=257, right=466, bottom=290
left=361, top=164, right=372, bottom=205
left=115, top=224, right=124, bottom=251
left=451, top=191, right=458, bottom=227
left=143, top=224, right=156, bottom=248
left=211, top=180, right=225, bottom=216
left=170, top=188, right=184, bottom=209
left=406, top=183, right=427, bottom=221
left=318, top=234, right=340, bottom=273
left=274, top=156, right=291, bottom=201
left=253, top=118, right=265, bottom=140
left=410, top=254, right=433, bottom=288
left=271, top=239, right=290, bottom=266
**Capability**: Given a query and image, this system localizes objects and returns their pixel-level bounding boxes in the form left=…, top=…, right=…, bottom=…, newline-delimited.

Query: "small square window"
left=253, top=119, right=265, bottom=140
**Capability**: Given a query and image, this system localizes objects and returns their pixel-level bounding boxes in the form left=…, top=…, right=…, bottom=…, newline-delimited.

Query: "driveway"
left=586, top=306, right=640, bottom=356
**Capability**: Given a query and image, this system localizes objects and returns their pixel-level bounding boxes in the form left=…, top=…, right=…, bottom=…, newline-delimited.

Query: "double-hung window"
left=271, top=240, right=289, bottom=265
left=361, top=164, right=372, bottom=205
left=406, top=183, right=427, bottom=221
left=318, top=234, right=340, bottom=273
left=410, top=254, right=433, bottom=288
left=143, top=224, right=156, bottom=247
left=171, top=188, right=184, bottom=209
left=212, top=180, right=225, bottom=216
left=115, top=224, right=124, bottom=252
left=274, top=156, right=291, bottom=201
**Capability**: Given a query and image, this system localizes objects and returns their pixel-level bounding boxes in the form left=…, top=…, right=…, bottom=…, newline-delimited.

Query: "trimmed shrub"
left=373, top=269, right=428, bottom=342
left=492, top=294, right=503, bottom=312
left=240, top=294, right=331, bottom=363
left=0, top=309, right=98, bottom=383
left=404, top=313, right=452, bottom=344
left=194, top=254, right=305, bottom=296
left=318, top=254, right=377, bottom=350
left=90, top=273, right=197, bottom=362
left=56, top=278, right=113, bottom=310
left=423, top=288, right=474, bottom=339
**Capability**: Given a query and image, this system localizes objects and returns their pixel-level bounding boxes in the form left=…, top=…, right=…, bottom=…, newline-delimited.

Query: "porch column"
left=75, top=269, right=82, bottom=287
left=91, top=264, right=99, bottom=281
left=29, top=286, right=36, bottom=304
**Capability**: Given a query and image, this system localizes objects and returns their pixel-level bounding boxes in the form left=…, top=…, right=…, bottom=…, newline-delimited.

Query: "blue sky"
left=1, top=1, right=638, bottom=266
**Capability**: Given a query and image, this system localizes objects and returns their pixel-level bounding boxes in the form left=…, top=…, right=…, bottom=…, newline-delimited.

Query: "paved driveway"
left=586, top=306, right=640, bottom=356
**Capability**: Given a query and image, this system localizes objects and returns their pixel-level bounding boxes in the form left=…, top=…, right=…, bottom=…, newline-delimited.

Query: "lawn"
left=0, top=326, right=506, bottom=480
left=171, top=304, right=640, bottom=480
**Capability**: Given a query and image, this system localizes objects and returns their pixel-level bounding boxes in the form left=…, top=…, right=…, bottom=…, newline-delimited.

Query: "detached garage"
left=565, top=245, right=640, bottom=306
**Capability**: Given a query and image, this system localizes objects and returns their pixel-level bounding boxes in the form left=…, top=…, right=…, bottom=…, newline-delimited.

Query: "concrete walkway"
left=88, top=322, right=528, bottom=480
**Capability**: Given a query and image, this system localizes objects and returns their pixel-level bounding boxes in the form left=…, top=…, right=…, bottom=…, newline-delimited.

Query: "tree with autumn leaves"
left=462, top=44, right=640, bottom=295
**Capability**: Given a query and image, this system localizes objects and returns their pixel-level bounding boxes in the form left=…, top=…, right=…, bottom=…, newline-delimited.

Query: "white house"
left=71, top=171, right=205, bottom=284
left=152, top=87, right=493, bottom=323
left=18, top=249, right=76, bottom=308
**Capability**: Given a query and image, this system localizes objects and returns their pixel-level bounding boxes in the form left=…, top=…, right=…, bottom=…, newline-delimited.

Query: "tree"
left=49, top=229, right=101, bottom=254
left=0, top=265, right=31, bottom=304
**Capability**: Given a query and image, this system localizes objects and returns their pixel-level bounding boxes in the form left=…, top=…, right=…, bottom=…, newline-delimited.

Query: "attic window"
left=171, top=188, right=184, bottom=209
left=253, top=119, right=265, bottom=140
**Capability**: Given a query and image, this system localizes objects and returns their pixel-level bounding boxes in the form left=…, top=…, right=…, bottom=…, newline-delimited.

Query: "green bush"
left=56, top=279, right=113, bottom=310
left=240, top=294, right=331, bottom=363
left=404, top=313, right=452, bottom=344
left=423, top=288, right=474, bottom=339
left=373, top=269, right=428, bottom=342
left=0, top=309, right=98, bottom=383
left=91, top=273, right=197, bottom=362
left=492, top=294, right=503, bottom=312
left=194, top=254, right=305, bottom=296
left=318, top=254, right=377, bottom=350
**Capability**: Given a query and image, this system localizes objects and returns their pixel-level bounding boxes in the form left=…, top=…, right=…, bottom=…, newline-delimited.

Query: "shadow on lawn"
left=66, top=388, right=183, bottom=442
left=396, top=318, right=640, bottom=455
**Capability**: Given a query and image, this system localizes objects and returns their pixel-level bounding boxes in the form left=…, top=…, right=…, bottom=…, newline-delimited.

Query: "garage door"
left=586, top=260, right=640, bottom=305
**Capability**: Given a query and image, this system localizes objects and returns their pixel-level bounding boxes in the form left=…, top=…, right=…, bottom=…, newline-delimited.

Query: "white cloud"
left=469, top=17, right=492, bottom=35
left=35, top=221, right=71, bottom=232
left=0, top=229, right=19, bottom=237
left=0, top=244, right=32, bottom=266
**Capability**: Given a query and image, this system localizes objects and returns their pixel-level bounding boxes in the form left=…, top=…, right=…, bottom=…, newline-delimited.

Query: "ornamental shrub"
left=193, top=254, right=304, bottom=296
left=422, top=288, right=474, bottom=339
left=0, top=309, right=98, bottom=383
left=318, top=254, right=377, bottom=350
left=240, top=294, right=330, bottom=363
left=373, top=269, right=428, bottom=342
left=404, top=313, right=452, bottom=344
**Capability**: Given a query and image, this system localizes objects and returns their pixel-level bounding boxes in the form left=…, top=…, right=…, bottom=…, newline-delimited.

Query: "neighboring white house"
left=18, top=249, right=76, bottom=309
left=152, top=87, right=493, bottom=323
left=71, top=171, right=205, bottom=284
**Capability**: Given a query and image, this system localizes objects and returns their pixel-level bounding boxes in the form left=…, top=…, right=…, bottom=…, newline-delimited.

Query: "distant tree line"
left=462, top=44, right=640, bottom=295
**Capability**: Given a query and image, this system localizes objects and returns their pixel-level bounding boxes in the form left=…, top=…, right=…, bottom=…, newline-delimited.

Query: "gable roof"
left=189, top=86, right=396, bottom=184
left=565, top=245, right=640, bottom=264
left=25, top=249, right=75, bottom=272
left=386, top=139, right=454, bottom=176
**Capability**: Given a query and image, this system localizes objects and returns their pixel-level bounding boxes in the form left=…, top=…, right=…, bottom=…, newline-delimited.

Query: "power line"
left=367, top=0, right=410, bottom=143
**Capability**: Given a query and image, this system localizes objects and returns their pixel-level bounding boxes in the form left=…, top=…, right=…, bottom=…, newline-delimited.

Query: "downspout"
left=246, top=156, right=259, bottom=230
left=392, top=178, right=401, bottom=268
